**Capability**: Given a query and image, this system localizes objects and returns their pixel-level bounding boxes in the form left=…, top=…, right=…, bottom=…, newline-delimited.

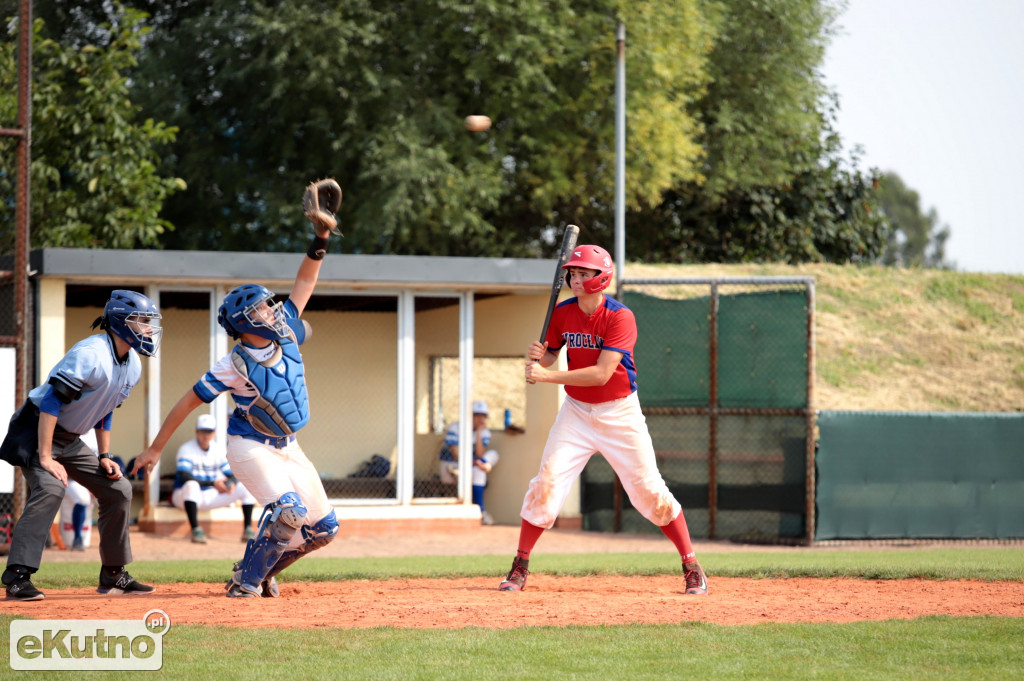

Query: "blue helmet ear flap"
left=217, top=304, right=241, bottom=339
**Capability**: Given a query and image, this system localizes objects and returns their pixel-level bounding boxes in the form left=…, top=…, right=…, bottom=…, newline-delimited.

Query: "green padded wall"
left=816, top=411, right=1024, bottom=539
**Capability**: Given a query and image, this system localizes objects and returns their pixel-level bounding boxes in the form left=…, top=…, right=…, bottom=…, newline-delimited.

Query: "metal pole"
left=610, top=22, right=627, bottom=531
left=10, top=0, right=33, bottom=521
left=613, top=22, right=626, bottom=298
left=804, top=281, right=816, bottom=545
left=708, top=283, right=719, bottom=539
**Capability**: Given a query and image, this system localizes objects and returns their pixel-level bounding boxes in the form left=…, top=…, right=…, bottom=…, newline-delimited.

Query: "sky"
left=821, top=0, right=1024, bottom=274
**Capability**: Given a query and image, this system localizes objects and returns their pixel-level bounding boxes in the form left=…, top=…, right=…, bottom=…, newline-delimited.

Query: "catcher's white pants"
left=170, top=479, right=257, bottom=510
left=226, top=435, right=333, bottom=549
left=520, top=392, right=681, bottom=529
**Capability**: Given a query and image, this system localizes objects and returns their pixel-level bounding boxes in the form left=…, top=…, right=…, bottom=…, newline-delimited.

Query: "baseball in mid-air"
left=464, top=115, right=492, bottom=132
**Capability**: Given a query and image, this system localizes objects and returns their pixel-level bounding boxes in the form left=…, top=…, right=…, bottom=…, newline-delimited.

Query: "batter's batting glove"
left=302, top=178, right=343, bottom=236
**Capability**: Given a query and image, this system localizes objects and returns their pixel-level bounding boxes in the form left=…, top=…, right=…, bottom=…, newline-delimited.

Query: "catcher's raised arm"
left=292, top=178, right=342, bottom=313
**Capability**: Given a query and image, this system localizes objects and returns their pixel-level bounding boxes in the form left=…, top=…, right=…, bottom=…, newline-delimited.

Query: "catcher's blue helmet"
left=103, top=290, right=162, bottom=357
left=218, top=284, right=307, bottom=343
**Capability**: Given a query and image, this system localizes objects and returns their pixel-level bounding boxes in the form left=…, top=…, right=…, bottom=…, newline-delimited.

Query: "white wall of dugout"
left=33, top=275, right=575, bottom=526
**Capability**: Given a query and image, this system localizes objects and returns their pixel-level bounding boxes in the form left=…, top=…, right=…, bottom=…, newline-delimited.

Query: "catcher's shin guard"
left=266, top=510, right=339, bottom=580
left=233, top=492, right=307, bottom=596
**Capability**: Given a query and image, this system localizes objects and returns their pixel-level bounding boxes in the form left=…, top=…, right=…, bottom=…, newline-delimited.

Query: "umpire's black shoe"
left=2, top=566, right=45, bottom=601
left=5, top=578, right=45, bottom=601
left=97, top=567, right=155, bottom=595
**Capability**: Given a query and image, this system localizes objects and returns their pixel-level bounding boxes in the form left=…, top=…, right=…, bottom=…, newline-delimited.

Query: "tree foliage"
left=118, top=0, right=714, bottom=257
left=0, top=10, right=184, bottom=253
left=624, top=0, right=889, bottom=264
left=876, top=171, right=952, bottom=269
left=3, top=0, right=913, bottom=266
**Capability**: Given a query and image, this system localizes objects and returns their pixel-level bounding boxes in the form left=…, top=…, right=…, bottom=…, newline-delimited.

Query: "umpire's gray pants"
left=8, top=434, right=133, bottom=571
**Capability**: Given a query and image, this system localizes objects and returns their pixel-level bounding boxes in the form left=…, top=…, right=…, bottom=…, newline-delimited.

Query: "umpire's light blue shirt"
left=28, top=333, right=141, bottom=435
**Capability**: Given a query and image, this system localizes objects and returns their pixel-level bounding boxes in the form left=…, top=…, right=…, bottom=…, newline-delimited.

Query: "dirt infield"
left=2, top=576, right=1023, bottom=629
left=4, top=527, right=1022, bottom=628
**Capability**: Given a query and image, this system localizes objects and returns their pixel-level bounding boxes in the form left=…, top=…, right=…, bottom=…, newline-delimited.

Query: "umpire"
left=0, top=290, right=162, bottom=600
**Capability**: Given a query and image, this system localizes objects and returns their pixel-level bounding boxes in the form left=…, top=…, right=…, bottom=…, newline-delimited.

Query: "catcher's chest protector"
left=231, top=342, right=310, bottom=437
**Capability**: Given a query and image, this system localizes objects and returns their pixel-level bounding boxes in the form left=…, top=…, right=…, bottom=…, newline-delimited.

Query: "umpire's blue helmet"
left=103, top=290, right=162, bottom=357
left=218, top=284, right=307, bottom=343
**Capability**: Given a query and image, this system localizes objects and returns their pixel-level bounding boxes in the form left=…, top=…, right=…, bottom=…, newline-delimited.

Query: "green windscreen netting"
left=580, top=282, right=813, bottom=542
left=625, top=289, right=809, bottom=408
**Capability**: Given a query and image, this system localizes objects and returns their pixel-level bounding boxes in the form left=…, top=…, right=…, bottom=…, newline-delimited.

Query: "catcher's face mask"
left=241, top=296, right=309, bottom=344
left=244, top=298, right=288, bottom=337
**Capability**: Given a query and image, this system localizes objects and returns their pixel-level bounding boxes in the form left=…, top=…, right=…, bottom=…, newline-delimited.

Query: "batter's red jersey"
left=544, top=295, right=639, bottom=404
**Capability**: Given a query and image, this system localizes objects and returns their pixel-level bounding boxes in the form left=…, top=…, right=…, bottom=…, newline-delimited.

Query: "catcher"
left=132, top=179, right=343, bottom=598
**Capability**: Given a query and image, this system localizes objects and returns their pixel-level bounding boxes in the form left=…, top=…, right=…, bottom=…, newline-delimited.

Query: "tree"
left=875, top=171, right=952, bottom=269
left=0, top=11, right=184, bottom=253
left=14, top=0, right=889, bottom=265
left=623, top=0, right=889, bottom=264
left=115, top=0, right=714, bottom=256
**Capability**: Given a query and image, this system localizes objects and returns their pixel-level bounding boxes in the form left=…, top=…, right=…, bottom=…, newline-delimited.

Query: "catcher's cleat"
left=191, top=527, right=207, bottom=544
left=225, top=582, right=259, bottom=598
left=683, top=560, right=708, bottom=595
left=226, top=564, right=275, bottom=597
left=498, top=557, right=530, bottom=592
left=261, top=577, right=280, bottom=598
left=97, top=568, right=155, bottom=595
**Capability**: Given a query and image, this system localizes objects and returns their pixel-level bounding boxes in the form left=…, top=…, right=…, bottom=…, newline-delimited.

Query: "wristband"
left=98, top=452, right=113, bottom=461
left=306, top=235, right=329, bottom=261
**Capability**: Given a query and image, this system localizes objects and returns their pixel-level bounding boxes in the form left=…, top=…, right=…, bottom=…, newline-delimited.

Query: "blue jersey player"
left=0, top=290, right=162, bottom=600
left=133, top=180, right=342, bottom=598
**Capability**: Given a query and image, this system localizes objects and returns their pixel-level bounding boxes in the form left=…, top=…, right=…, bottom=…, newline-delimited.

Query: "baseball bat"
left=528, top=225, right=580, bottom=383
left=539, top=224, right=581, bottom=343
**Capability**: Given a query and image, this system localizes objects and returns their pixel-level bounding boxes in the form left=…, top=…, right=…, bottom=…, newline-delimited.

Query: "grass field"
left=3, top=548, right=1022, bottom=680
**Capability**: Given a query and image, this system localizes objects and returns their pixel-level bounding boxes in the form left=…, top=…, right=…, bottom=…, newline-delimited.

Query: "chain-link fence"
left=581, top=278, right=815, bottom=544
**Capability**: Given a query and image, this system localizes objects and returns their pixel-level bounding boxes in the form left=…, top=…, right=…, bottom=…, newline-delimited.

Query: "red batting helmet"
left=562, top=244, right=614, bottom=294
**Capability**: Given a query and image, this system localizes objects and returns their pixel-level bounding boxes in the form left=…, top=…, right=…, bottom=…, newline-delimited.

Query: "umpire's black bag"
left=0, top=401, right=39, bottom=468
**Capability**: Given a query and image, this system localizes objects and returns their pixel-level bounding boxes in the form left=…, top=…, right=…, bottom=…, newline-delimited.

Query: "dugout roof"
left=23, top=248, right=556, bottom=294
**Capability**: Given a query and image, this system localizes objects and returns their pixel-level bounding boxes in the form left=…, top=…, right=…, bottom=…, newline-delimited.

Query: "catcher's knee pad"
left=265, top=510, right=339, bottom=579
left=305, top=509, right=339, bottom=549
left=236, top=492, right=308, bottom=594
left=264, top=491, right=307, bottom=541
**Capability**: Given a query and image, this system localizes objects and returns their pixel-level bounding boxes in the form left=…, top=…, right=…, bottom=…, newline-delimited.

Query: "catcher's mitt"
left=302, top=178, right=343, bottom=235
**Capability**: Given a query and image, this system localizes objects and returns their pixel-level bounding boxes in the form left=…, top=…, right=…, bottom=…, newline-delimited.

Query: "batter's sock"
left=72, top=503, right=87, bottom=540
left=184, top=501, right=199, bottom=529
left=660, top=513, right=697, bottom=563
left=515, top=519, right=546, bottom=562
left=242, top=504, right=254, bottom=527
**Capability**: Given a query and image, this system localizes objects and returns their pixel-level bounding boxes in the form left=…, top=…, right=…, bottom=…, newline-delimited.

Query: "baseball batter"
left=499, top=244, right=708, bottom=595
left=133, top=179, right=343, bottom=598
